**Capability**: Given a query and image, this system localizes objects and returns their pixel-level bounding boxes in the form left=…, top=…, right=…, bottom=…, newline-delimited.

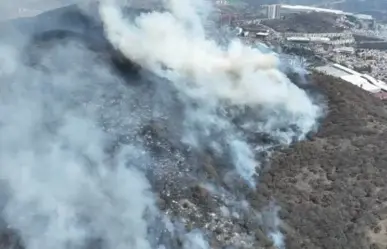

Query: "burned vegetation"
left=1, top=3, right=387, bottom=249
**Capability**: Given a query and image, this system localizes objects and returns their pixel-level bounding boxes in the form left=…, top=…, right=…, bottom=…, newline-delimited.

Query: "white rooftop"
left=315, top=64, right=383, bottom=93
left=340, top=75, right=381, bottom=93
left=375, top=80, right=387, bottom=91
left=315, top=65, right=350, bottom=78
left=280, top=4, right=347, bottom=15
left=354, top=14, right=373, bottom=20
left=286, top=36, right=310, bottom=41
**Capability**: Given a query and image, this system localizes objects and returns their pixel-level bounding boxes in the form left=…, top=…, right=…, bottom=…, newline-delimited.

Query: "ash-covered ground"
left=0, top=1, right=381, bottom=249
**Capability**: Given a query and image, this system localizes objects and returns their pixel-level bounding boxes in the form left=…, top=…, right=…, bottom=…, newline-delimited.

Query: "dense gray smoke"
left=0, top=40, right=158, bottom=249
left=99, top=0, right=321, bottom=185
left=99, top=0, right=322, bottom=247
left=0, top=0, right=323, bottom=249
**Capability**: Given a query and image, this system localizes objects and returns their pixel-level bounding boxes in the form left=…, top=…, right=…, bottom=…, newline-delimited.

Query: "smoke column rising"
left=0, top=0, right=323, bottom=248
left=0, top=36, right=158, bottom=249
left=99, top=0, right=322, bottom=247
left=99, top=0, right=322, bottom=185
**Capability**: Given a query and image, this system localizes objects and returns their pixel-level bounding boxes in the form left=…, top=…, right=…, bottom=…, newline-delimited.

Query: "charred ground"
left=148, top=71, right=387, bottom=249
left=1, top=4, right=387, bottom=249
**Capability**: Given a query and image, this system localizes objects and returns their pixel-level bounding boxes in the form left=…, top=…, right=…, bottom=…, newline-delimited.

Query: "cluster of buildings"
left=263, top=4, right=376, bottom=29
left=284, top=32, right=355, bottom=46
left=281, top=36, right=387, bottom=98
left=319, top=48, right=387, bottom=81
left=262, top=6, right=387, bottom=98
left=215, top=2, right=387, bottom=99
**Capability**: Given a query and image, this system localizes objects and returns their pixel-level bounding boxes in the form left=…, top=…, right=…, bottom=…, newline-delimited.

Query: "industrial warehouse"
left=314, top=63, right=387, bottom=99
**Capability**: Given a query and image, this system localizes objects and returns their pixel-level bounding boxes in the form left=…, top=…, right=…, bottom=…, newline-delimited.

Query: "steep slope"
left=257, top=73, right=387, bottom=249
left=0, top=3, right=319, bottom=249
left=3, top=2, right=387, bottom=249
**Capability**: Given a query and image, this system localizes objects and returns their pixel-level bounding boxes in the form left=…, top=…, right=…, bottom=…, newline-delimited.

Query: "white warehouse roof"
left=256, top=32, right=269, bottom=36
left=280, top=5, right=348, bottom=15
left=340, top=75, right=381, bottom=93
left=309, top=37, right=330, bottom=42
left=332, top=63, right=360, bottom=75
left=315, top=65, right=349, bottom=78
left=286, top=36, right=310, bottom=41
left=375, top=80, right=387, bottom=91
left=362, top=75, right=387, bottom=91
left=315, top=64, right=383, bottom=93
left=354, top=14, right=373, bottom=20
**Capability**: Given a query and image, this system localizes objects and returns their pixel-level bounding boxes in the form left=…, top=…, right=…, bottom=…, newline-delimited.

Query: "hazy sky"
left=0, top=0, right=77, bottom=20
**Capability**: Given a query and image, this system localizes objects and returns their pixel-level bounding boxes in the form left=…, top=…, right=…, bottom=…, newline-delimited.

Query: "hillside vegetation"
left=256, top=73, right=387, bottom=249
left=261, top=12, right=343, bottom=33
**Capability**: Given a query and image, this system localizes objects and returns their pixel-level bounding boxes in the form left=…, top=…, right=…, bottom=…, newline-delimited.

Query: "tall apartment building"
left=267, top=4, right=281, bottom=19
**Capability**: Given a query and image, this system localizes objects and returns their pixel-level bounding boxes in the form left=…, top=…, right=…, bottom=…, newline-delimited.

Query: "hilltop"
left=261, top=12, right=343, bottom=33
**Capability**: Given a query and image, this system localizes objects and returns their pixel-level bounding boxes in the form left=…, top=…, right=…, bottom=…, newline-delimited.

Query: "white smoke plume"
left=183, top=230, right=211, bottom=249
left=99, top=0, right=322, bottom=184
left=0, top=36, right=158, bottom=249
left=0, top=0, right=324, bottom=248
left=99, top=0, right=322, bottom=247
